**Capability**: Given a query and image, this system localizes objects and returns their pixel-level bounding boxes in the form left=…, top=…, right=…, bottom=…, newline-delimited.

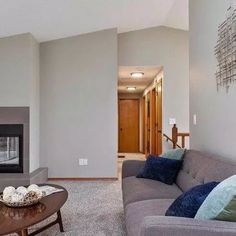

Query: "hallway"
left=118, top=153, right=146, bottom=180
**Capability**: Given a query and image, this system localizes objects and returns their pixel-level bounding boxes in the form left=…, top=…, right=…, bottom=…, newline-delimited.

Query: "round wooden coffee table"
left=0, top=184, right=68, bottom=236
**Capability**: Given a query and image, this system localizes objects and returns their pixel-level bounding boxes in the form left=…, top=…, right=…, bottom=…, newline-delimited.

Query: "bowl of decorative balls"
left=0, top=184, right=45, bottom=207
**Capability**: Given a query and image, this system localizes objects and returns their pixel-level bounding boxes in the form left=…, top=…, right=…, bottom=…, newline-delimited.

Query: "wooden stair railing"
left=164, top=124, right=190, bottom=149
left=163, top=134, right=182, bottom=149
left=178, top=132, right=190, bottom=149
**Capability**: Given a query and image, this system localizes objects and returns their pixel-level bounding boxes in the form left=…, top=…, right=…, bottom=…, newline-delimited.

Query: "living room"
left=1, top=0, right=236, bottom=235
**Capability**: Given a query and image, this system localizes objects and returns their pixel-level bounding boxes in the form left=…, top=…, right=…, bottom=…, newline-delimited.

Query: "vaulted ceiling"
left=0, top=0, right=188, bottom=42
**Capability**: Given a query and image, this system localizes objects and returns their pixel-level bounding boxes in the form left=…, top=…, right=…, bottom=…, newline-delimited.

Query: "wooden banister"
left=172, top=124, right=178, bottom=149
left=164, top=124, right=190, bottom=149
left=163, top=134, right=182, bottom=149
left=178, top=132, right=190, bottom=148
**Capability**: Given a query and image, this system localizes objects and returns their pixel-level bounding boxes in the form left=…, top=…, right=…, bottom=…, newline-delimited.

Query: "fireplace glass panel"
left=0, top=137, right=19, bottom=165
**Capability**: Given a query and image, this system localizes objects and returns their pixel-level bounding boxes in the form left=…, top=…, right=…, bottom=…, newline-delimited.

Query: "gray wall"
left=118, top=26, right=189, bottom=141
left=0, top=26, right=188, bottom=177
left=0, top=33, right=40, bottom=173
left=40, top=29, right=117, bottom=178
left=0, top=34, right=31, bottom=106
left=29, top=34, right=40, bottom=172
left=189, top=0, right=236, bottom=160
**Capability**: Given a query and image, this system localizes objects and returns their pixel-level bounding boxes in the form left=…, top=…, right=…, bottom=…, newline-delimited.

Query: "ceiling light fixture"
left=127, top=87, right=136, bottom=91
left=130, top=72, right=144, bottom=79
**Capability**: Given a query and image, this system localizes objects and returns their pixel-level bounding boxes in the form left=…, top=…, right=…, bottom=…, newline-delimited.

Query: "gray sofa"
left=122, top=150, right=236, bottom=236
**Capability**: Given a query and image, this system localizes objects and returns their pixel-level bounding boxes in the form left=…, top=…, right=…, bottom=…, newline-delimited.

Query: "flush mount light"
left=127, top=87, right=136, bottom=91
left=130, top=72, right=144, bottom=79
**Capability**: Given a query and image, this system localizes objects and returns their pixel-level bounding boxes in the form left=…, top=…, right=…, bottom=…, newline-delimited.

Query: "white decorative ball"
left=27, top=184, right=39, bottom=191
left=11, top=192, right=24, bottom=203
left=32, top=188, right=43, bottom=198
left=16, top=186, right=28, bottom=196
left=3, top=186, right=15, bottom=196
left=3, top=193, right=12, bottom=202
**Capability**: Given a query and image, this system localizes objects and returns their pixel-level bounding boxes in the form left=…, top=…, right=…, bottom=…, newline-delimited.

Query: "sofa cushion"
left=176, top=150, right=236, bottom=192
left=136, top=156, right=183, bottom=185
left=165, top=181, right=219, bottom=218
left=195, top=175, right=236, bottom=221
left=125, top=199, right=174, bottom=236
left=161, top=148, right=185, bottom=160
left=122, top=176, right=182, bottom=207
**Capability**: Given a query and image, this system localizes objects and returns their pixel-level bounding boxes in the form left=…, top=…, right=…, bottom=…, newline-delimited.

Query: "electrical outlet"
left=79, top=158, right=88, bottom=166
left=83, top=159, right=88, bottom=165
left=79, top=159, right=84, bottom=166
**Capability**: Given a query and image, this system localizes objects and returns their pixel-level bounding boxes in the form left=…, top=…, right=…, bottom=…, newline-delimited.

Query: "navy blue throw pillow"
left=136, top=155, right=183, bottom=185
left=165, top=181, right=219, bottom=218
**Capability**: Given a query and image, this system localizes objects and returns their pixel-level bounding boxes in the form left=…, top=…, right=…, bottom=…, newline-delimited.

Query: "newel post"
left=172, top=124, right=178, bottom=149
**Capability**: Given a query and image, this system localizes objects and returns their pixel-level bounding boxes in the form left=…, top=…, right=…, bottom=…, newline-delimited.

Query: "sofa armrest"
left=141, top=216, right=236, bottom=236
left=122, top=160, right=145, bottom=179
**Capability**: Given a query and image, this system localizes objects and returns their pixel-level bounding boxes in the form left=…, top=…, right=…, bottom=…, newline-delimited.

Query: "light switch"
left=169, top=118, right=176, bottom=125
left=193, top=114, right=197, bottom=125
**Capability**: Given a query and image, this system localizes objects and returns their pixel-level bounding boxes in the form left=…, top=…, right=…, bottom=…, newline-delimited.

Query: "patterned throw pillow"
left=195, top=175, right=236, bottom=221
left=136, top=155, right=183, bottom=185
left=165, top=182, right=219, bottom=218
left=161, top=148, right=186, bottom=160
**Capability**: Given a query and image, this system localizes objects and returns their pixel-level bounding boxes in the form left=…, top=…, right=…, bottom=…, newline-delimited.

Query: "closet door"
left=119, top=99, right=139, bottom=153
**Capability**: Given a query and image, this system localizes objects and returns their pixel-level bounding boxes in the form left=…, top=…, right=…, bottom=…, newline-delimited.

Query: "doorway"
left=117, top=65, right=163, bottom=166
left=118, top=99, right=139, bottom=153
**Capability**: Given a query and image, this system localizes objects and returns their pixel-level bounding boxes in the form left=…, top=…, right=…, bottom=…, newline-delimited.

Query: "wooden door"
left=144, top=80, right=163, bottom=156
left=119, top=99, right=139, bottom=153
left=156, top=80, right=163, bottom=155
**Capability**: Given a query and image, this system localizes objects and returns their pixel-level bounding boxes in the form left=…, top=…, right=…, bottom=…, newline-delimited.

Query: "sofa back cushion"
left=136, top=156, right=183, bottom=185
left=176, top=150, right=236, bottom=192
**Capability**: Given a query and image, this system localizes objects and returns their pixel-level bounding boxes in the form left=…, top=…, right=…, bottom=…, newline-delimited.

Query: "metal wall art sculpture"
left=215, top=2, right=236, bottom=92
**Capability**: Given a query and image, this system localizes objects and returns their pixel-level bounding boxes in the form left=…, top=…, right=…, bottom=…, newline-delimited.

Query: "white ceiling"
left=118, top=66, right=163, bottom=94
left=0, top=0, right=189, bottom=42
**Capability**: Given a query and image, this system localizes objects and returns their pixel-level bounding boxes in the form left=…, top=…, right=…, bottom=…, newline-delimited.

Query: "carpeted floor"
left=9, top=154, right=146, bottom=236
left=10, top=181, right=126, bottom=236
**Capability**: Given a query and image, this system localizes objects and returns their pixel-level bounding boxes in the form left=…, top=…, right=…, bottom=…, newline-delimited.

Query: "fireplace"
left=0, top=124, right=23, bottom=173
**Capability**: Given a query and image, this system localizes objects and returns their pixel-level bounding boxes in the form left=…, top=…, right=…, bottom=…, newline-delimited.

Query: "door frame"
left=141, top=96, right=146, bottom=154
left=118, top=98, right=140, bottom=153
left=145, top=92, right=151, bottom=155
left=142, top=78, right=163, bottom=156
left=151, top=88, right=157, bottom=154
left=156, top=79, right=163, bottom=155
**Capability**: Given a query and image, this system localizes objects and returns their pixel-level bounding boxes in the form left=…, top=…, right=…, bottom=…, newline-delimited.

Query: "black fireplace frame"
left=0, top=124, right=23, bottom=173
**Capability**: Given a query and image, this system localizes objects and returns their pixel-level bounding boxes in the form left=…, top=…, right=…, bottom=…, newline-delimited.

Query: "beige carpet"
left=9, top=154, right=145, bottom=236
left=8, top=181, right=125, bottom=236
left=35, top=181, right=125, bottom=236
